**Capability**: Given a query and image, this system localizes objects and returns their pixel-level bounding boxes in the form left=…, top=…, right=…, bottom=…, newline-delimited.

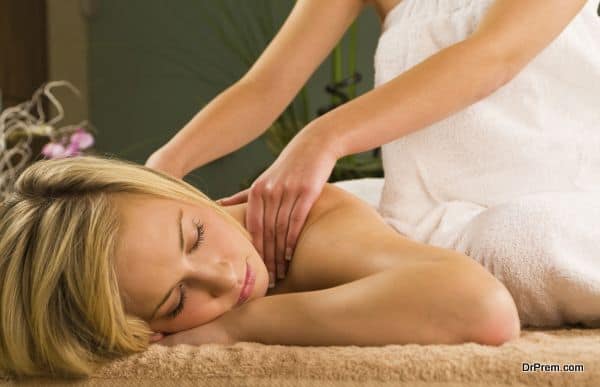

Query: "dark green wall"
left=89, top=0, right=380, bottom=199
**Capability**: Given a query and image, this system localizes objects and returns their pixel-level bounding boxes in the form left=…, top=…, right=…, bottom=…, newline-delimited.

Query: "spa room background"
left=0, top=0, right=382, bottom=199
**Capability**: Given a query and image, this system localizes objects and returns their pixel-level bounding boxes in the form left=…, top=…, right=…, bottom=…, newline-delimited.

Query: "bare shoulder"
left=279, top=183, right=459, bottom=293
left=300, top=182, right=410, bottom=248
left=301, top=183, right=369, bottom=229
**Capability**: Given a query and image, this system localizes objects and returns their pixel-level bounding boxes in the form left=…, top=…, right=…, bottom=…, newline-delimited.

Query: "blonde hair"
left=0, top=155, right=250, bottom=379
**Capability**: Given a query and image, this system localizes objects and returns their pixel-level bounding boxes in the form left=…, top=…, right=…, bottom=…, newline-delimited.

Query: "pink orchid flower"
left=70, top=127, right=94, bottom=150
left=42, top=128, right=94, bottom=159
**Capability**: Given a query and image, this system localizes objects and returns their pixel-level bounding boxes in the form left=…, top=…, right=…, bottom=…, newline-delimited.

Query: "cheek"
left=160, top=298, right=229, bottom=333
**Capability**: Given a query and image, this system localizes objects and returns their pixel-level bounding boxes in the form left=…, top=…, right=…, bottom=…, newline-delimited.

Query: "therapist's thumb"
left=216, top=188, right=249, bottom=206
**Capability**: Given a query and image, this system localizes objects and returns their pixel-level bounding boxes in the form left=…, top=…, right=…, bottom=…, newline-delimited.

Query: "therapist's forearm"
left=311, top=38, right=513, bottom=158
left=157, top=80, right=287, bottom=176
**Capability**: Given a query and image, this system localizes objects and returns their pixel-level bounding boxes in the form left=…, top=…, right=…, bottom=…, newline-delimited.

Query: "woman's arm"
left=150, top=0, right=366, bottom=178
left=230, top=255, right=520, bottom=347
left=306, top=0, right=588, bottom=159
left=153, top=185, right=519, bottom=347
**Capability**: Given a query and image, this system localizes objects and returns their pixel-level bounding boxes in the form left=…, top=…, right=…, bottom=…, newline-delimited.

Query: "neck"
left=221, top=203, right=248, bottom=230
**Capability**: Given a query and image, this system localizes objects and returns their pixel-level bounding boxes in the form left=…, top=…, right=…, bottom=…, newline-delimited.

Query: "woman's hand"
left=149, top=312, right=239, bottom=347
left=217, top=128, right=340, bottom=287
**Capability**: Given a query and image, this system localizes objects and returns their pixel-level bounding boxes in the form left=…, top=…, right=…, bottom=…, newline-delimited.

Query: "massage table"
left=1, top=178, right=599, bottom=386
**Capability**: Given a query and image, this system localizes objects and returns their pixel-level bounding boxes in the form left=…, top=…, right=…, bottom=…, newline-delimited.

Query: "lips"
left=236, top=259, right=255, bottom=306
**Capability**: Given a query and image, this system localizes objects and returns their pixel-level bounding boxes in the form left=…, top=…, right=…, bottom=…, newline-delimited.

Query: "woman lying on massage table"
left=0, top=155, right=520, bottom=379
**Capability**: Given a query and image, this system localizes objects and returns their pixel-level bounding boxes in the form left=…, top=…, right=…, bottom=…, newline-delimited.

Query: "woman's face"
left=112, top=193, right=269, bottom=335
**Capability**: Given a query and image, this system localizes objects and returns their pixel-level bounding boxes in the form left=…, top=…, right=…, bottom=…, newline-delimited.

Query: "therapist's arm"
left=149, top=0, right=366, bottom=178
left=306, top=0, right=587, bottom=158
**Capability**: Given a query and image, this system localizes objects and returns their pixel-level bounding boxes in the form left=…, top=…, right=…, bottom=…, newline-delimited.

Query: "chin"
left=246, top=256, right=269, bottom=299
left=254, top=268, right=270, bottom=298
left=259, top=279, right=271, bottom=297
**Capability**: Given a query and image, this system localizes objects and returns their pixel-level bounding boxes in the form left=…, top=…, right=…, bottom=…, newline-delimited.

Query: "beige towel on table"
left=2, top=328, right=600, bottom=386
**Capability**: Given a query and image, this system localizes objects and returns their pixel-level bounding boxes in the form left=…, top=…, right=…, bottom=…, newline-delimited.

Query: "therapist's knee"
left=457, top=196, right=564, bottom=269
left=454, top=194, right=577, bottom=327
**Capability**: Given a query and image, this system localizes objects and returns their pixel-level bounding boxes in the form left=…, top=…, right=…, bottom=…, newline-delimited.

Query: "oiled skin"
left=224, top=184, right=521, bottom=346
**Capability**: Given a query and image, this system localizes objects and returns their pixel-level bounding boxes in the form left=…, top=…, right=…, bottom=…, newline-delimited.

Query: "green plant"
left=113, top=1, right=382, bottom=190
left=200, top=1, right=382, bottom=190
left=317, top=19, right=383, bottom=184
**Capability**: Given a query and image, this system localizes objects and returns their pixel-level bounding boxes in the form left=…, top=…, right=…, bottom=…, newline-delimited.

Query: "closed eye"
left=191, top=219, right=205, bottom=252
left=166, top=284, right=186, bottom=320
left=164, top=219, right=204, bottom=320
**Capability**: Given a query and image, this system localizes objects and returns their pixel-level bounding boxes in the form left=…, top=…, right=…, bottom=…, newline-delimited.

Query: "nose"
left=188, top=258, right=238, bottom=296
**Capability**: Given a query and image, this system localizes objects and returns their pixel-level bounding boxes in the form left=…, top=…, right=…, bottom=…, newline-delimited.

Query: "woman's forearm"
left=309, top=38, right=513, bottom=158
left=229, top=256, right=513, bottom=346
left=157, top=80, right=288, bottom=176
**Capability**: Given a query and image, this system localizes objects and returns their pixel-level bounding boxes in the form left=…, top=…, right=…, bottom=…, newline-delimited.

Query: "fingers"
left=149, top=332, right=164, bottom=343
left=217, top=188, right=250, bottom=206
left=285, top=187, right=320, bottom=265
left=275, top=189, right=295, bottom=279
left=150, top=332, right=177, bottom=346
left=261, top=184, right=282, bottom=288
left=241, top=180, right=319, bottom=289
left=246, top=185, right=268, bottom=284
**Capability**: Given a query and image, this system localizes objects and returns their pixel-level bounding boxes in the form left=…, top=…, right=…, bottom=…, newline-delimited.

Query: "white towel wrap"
left=334, top=0, right=600, bottom=327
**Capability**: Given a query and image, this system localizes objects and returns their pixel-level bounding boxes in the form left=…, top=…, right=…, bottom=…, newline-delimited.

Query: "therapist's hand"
left=217, top=130, right=340, bottom=287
